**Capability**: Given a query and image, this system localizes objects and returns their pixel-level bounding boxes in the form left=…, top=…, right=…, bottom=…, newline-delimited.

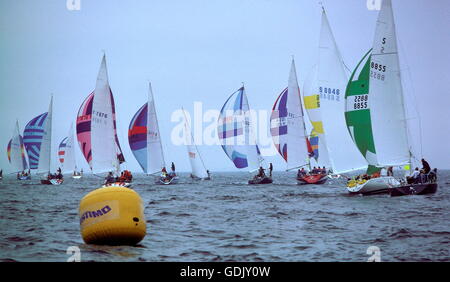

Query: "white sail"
left=61, top=123, right=77, bottom=174
left=9, top=120, right=27, bottom=172
left=286, top=59, right=309, bottom=169
left=146, top=83, right=166, bottom=174
left=302, top=65, right=332, bottom=168
left=370, top=0, right=410, bottom=166
left=182, top=109, right=208, bottom=178
left=37, top=96, right=53, bottom=174
left=317, top=9, right=368, bottom=174
left=91, top=55, right=119, bottom=174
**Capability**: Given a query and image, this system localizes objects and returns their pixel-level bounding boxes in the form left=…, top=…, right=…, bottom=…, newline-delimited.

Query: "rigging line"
left=398, top=37, right=423, bottom=157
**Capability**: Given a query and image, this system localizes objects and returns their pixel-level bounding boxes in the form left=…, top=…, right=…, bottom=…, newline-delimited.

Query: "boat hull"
left=347, top=176, right=399, bottom=195
left=157, top=176, right=179, bottom=185
left=389, top=183, right=437, bottom=197
left=190, top=175, right=211, bottom=181
left=18, top=175, right=31, bottom=180
left=297, top=174, right=328, bottom=185
left=248, top=177, right=273, bottom=185
left=41, top=179, right=64, bottom=185
left=72, top=175, right=82, bottom=179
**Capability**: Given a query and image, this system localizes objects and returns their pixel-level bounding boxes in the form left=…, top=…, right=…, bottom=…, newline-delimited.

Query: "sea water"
left=0, top=171, right=448, bottom=262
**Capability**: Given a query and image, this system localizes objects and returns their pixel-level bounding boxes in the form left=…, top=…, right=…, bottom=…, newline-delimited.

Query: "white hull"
left=347, top=176, right=400, bottom=195
left=72, top=175, right=82, bottom=179
left=157, top=176, right=179, bottom=185
left=50, top=179, right=63, bottom=185
left=18, top=175, right=31, bottom=180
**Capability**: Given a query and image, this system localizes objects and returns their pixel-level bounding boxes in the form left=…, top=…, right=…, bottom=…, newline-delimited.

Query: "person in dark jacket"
left=421, top=159, right=431, bottom=174
left=268, top=163, right=273, bottom=177
left=428, top=168, right=437, bottom=183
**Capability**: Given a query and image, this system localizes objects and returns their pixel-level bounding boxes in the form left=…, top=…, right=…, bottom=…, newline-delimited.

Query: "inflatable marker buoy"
left=79, top=186, right=146, bottom=245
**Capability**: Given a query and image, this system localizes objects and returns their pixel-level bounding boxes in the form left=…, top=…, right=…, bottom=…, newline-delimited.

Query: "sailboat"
left=344, top=0, right=436, bottom=196
left=76, top=55, right=127, bottom=187
left=58, top=123, right=82, bottom=179
left=181, top=108, right=210, bottom=180
left=23, top=96, right=62, bottom=185
left=218, top=85, right=271, bottom=185
left=7, top=120, right=30, bottom=180
left=270, top=59, right=324, bottom=185
left=301, top=8, right=368, bottom=179
left=128, top=83, right=178, bottom=185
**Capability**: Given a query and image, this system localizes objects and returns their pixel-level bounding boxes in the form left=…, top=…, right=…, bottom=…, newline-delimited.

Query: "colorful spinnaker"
left=303, top=7, right=367, bottom=174
left=58, top=123, right=77, bottom=174
left=128, top=82, right=165, bottom=174
left=23, top=96, right=53, bottom=174
left=23, top=112, right=48, bottom=170
left=217, top=86, right=261, bottom=170
left=7, top=120, right=28, bottom=172
left=270, top=59, right=310, bottom=170
left=76, top=55, right=125, bottom=175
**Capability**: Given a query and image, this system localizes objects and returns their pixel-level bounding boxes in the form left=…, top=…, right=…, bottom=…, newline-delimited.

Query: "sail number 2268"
left=353, top=94, right=369, bottom=110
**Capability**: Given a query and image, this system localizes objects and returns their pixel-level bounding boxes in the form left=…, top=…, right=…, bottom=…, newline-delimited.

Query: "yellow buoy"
left=79, top=186, right=146, bottom=245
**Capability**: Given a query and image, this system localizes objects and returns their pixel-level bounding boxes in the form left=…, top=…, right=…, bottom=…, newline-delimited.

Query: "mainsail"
left=270, top=59, right=310, bottom=170
left=76, top=55, right=125, bottom=174
left=58, top=123, right=77, bottom=174
left=182, top=108, right=208, bottom=178
left=312, top=8, right=367, bottom=174
left=7, top=120, right=28, bottom=172
left=369, top=0, right=410, bottom=166
left=128, top=83, right=165, bottom=174
left=218, top=86, right=260, bottom=170
left=345, top=0, right=410, bottom=172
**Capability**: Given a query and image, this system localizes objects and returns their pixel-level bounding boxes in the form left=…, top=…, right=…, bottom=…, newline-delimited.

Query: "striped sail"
left=129, top=103, right=148, bottom=172
left=23, top=112, right=48, bottom=170
left=36, top=96, right=53, bottom=174
left=128, top=83, right=165, bottom=174
left=271, top=59, right=310, bottom=170
left=58, top=123, right=76, bottom=174
left=8, top=120, right=28, bottom=172
left=218, top=86, right=260, bottom=170
left=270, top=87, right=288, bottom=161
left=182, top=108, right=208, bottom=178
left=314, top=9, right=367, bottom=174
left=369, top=0, right=410, bottom=166
left=58, top=137, right=68, bottom=164
left=76, top=55, right=125, bottom=174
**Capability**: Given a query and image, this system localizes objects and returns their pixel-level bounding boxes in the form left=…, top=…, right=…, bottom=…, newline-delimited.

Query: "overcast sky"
left=0, top=0, right=449, bottom=173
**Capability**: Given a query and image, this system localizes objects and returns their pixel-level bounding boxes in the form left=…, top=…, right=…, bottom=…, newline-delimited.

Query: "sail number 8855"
left=353, top=95, right=368, bottom=110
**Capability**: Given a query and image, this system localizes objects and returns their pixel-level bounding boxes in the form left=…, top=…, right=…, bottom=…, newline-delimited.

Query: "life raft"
left=79, top=186, right=146, bottom=245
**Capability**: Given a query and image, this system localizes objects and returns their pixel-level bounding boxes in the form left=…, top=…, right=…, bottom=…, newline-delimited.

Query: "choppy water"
left=0, top=171, right=449, bottom=262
